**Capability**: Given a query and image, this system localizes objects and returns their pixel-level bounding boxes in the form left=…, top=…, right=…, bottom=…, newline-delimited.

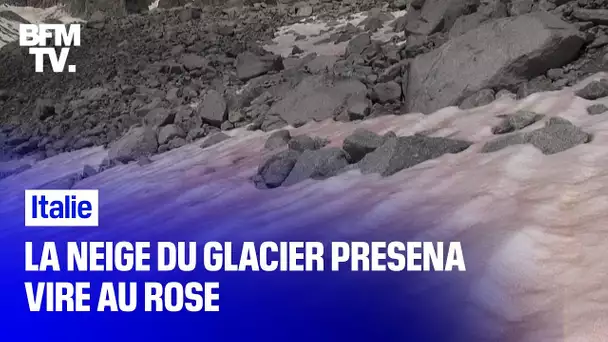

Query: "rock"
left=371, top=81, right=402, bottom=104
left=345, top=33, right=371, bottom=56
left=181, top=54, right=209, bottom=71
left=571, top=9, right=608, bottom=25
left=526, top=117, right=592, bottom=155
left=0, top=89, right=9, bottom=101
left=459, top=89, right=495, bottom=109
left=269, top=75, right=367, bottom=126
left=144, top=108, right=174, bottom=127
left=81, top=164, right=98, bottom=179
left=575, top=80, right=608, bottom=100
left=491, top=111, right=544, bottom=134
left=198, top=90, right=227, bottom=127
left=294, top=4, right=313, bottom=17
left=481, top=133, right=528, bottom=153
left=265, top=130, right=292, bottom=150
left=282, top=148, right=350, bottom=187
left=483, top=117, right=591, bottom=154
left=87, top=11, right=105, bottom=29
left=406, top=12, right=585, bottom=114
left=108, top=126, right=158, bottom=163
left=254, top=149, right=301, bottom=189
left=359, top=135, right=472, bottom=176
left=587, top=104, right=608, bottom=115
left=347, top=101, right=371, bottom=120
left=200, top=132, right=230, bottom=149
left=406, top=0, right=482, bottom=35
left=236, top=52, right=284, bottom=82
left=288, top=135, right=324, bottom=152
left=158, top=124, right=185, bottom=145
left=137, top=156, right=152, bottom=166
left=34, top=99, right=55, bottom=120
left=342, top=128, right=386, bottom=163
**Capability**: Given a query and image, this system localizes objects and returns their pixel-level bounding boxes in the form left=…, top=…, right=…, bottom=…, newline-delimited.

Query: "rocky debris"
left=459, top=89, right=496, bottom=109
left=371, top=81, right=402, bottom=104
left=198, top=89, right=228, bottom=127
left=269, top=75, right=367, bottom=126
left=342, top=128, right=386, bottom=163
left=200, top=132, right=230, bottom=149
left=482, top=117, right=591, bottom=154
left=108, top=125, right=158, bottom=163
left=281, top=148, right=350, bottom=187
left=236, top=52, right=284, bottom=82
left=81, top=164, right=99, bottom=179
left=288, top=134, right=328, bottom=152
left=407, top=12, right=585, bottom=114
left=575, top=79, right=608, bottom=100
left=2, top=0, right=608, bottom=164
left=587, top=103, right=608, bottom=115
left=359, top=134, right=472, bottom=176
left=491, top=111, right=544, bottom=134
left=571, top=9, right=608, bottom=26
left=264, top=129, right=292, bottom=150
left=253, top=149, right=301, bottom=189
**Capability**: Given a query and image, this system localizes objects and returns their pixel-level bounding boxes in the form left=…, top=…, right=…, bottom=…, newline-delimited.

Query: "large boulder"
left=108, top=125, right=158, bottom=163
left=269, top=75, right=367, bottom=126
left=236, top=52, right=283, bottom=82
left=406, top=11, right=585, bottom=114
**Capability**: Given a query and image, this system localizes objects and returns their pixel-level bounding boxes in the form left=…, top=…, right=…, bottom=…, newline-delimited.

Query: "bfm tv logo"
left=24, top=190, right=99, bottom=227
left=19, top=24, right=81, bottom=73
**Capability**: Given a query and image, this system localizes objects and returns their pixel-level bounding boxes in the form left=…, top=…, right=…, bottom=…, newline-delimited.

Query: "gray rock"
left=406, top=12, right=585, bottom=114
left=198, top=90, right=227, bottom=127
left=575, top=80, right=608, bottom=100
left=108, top=126, right=158, bottom=163
left=359, top=135, right=472, bottom=176
left=34, top=99, right=55, bottom=120
left=236, top=52, right=284, bottom=82
left=346, top=33, right=371, bottom=56
left=282, top=148, right=350, bottom=186
left=347, top=101, right=371, bottom=120
left=269, top=75, right=367, bottom=126
left=288, top=135, right=323, bottom=152
left=343, top=128, right=386, bottom=163
left=571, top=9, right=608, bottom=25
left=526, top=117, right=591, bottom=155
left=265, top=130, right=292, bottom=150
left=144, top=108, right=174, bottom=127
left=200, top=132, right=230, bottom=149
left=491, top=111, right=544, bottom=134
left=371, top=81, right=402, bottom=104
left=587, top=104, right=608, bottom=115
left=181, top=54, right=209, bottom=71
left=158, top=124, right=185, bottom=145
left=482, top=117, right=591, bottom=154
left=81, top=164, right=98, bottom=179
left=406, top=0, right=482, bottom=35
left=254, top=149, right=301, bottom=189
left=481, top=133, right=528, bottom=153
left=459, top=88, right=495, bottom=109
